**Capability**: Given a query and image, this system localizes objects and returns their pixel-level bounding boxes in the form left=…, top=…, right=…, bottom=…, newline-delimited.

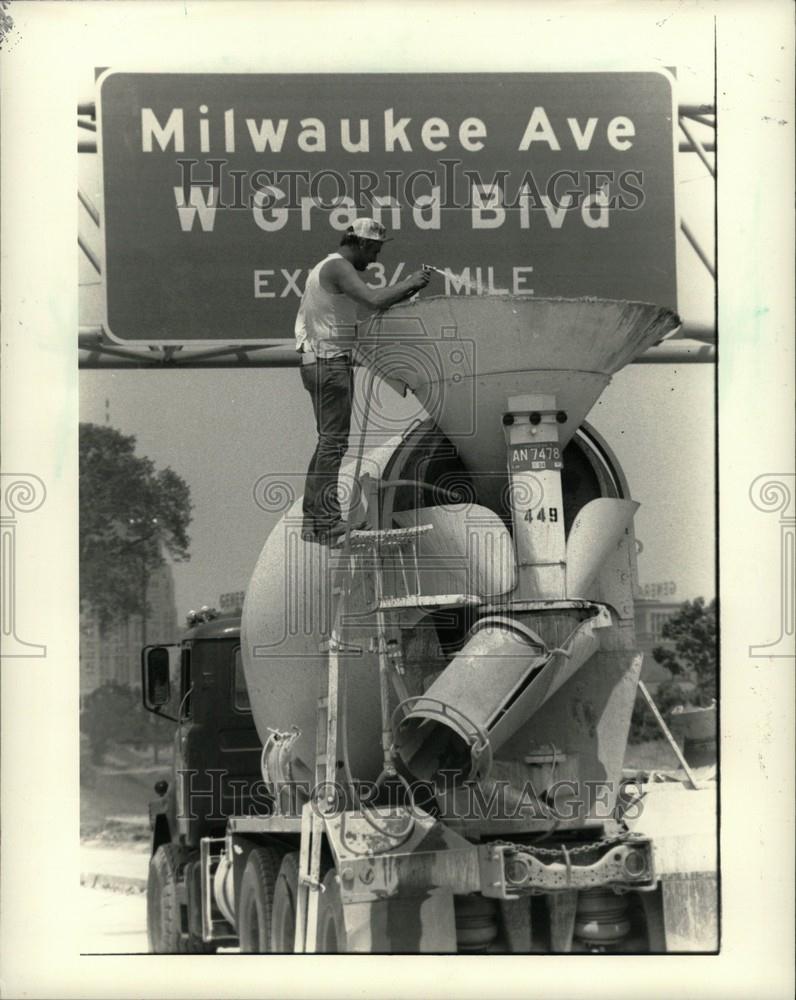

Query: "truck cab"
left=142, top=611, right=265, bottom=952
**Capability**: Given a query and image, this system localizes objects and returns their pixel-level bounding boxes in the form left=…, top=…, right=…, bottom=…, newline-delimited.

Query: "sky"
left=76, top=8, right=717, bottom=620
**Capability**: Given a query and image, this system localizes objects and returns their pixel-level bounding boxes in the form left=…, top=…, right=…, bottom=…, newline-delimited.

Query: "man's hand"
left=407, top=267, right=432, bottom=292
left=331, top=259, right=435, bottom=311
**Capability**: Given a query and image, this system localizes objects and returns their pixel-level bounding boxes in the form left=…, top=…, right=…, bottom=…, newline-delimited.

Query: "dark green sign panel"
left=98, top=71, right=677, bottom=343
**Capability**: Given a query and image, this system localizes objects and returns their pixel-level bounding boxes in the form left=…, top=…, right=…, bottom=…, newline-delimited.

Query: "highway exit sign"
left=98, top=71, right=677, bottom=344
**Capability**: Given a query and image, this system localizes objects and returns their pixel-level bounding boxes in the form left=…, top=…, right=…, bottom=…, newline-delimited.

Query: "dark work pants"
left=299, top=357, right=354, bottom=531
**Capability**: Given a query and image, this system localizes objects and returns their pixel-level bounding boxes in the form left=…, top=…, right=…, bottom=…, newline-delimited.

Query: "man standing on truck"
left=295, top=218, right=432, bottom=544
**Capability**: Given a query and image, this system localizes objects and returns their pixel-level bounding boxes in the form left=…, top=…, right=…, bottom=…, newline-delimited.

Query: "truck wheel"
left=147, top=844, right=185, bottom=953
left=238, top=846, right=285, bottom=953
left=147, top=845, right=216, bottom=953
left=316, top=870, right=347, bottom=953
left=270, top=852, right=300, bottom=953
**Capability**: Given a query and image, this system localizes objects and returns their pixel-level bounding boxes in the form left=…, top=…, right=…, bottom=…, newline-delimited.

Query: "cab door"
left=215, top=644, right=267, bottom=819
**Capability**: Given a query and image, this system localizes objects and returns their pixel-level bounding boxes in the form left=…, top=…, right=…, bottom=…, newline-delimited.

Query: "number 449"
left=523, top=508, right=559, bottom=523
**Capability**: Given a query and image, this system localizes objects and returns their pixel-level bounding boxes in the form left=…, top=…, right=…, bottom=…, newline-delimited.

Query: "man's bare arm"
left=328, top=259, right=431, bottom=310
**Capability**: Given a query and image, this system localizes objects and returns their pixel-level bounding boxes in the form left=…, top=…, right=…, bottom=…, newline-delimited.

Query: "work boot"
left=315, top=519, right=366, bottom=545
left=300, top=516, right=321, bottom=543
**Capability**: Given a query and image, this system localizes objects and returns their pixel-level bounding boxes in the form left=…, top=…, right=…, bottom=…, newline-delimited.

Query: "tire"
left=316, top=869, right=347, bottom=954
left=237, top=845, right=286, bottom=953
left=147, top=844, right=215, bottom=953
left=270, top=852, right=301, bottom=953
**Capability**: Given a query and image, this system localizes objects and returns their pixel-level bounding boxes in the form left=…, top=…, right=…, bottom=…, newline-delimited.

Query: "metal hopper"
left=359, top=296, right=680, bottom=480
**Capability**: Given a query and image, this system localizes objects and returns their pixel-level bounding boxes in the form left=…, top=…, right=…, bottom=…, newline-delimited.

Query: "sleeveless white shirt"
left=294, top=253, right=359, bottom=359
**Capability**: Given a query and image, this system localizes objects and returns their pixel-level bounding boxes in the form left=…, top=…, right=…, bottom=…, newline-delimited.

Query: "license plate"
left=509, top=443, right=563, bottom=472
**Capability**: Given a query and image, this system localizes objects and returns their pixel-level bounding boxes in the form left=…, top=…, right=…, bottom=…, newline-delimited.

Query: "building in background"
left=218, top=590, right=245, bottom=615
left=80, top=563, right=178, bottom=698
left=634, top=585, right=682, bottom=688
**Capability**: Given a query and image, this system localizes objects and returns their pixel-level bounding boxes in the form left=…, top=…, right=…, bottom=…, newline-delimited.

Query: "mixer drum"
left=241, top=450, right=395, bottom=786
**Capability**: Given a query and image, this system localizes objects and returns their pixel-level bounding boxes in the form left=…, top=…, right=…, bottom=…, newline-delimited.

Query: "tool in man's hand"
left=408, top=264, right=446, bottom=303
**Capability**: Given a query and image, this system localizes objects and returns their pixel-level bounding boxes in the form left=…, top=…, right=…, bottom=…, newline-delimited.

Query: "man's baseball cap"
left=347, top=218, right=392, bottom=242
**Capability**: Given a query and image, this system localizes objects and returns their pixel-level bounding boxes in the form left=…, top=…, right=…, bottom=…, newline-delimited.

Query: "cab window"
left=232, top=647, right=251, bottom=713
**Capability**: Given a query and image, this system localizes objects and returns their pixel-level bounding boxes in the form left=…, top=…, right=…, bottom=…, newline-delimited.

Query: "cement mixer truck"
left=141, top=296, right=718, bottom=953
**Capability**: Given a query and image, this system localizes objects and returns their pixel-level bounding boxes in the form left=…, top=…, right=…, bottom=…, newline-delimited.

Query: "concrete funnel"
left=359, top=297, right=680, bottom=481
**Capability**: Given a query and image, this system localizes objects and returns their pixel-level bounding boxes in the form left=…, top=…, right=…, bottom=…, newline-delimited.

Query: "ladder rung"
left=378, top=593, right=483, bottom=610
left=319, top=639, right=362, bottom=654
left=348, top=525, right=433, bottom=550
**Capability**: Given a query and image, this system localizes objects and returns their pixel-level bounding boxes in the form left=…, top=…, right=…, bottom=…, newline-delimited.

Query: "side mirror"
left=142, top=645, right=175, bottom=716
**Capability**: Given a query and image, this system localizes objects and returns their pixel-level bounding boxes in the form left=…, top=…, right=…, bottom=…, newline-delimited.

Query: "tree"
left=80, top=682, right=139, bottom=763
left=652, top=597, right=717, bottom=707
left=80, top=681, right=175, bottom=765
left=629, top=596, right=717, bottom=743
left=79, top=423, right=192, bottom=631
